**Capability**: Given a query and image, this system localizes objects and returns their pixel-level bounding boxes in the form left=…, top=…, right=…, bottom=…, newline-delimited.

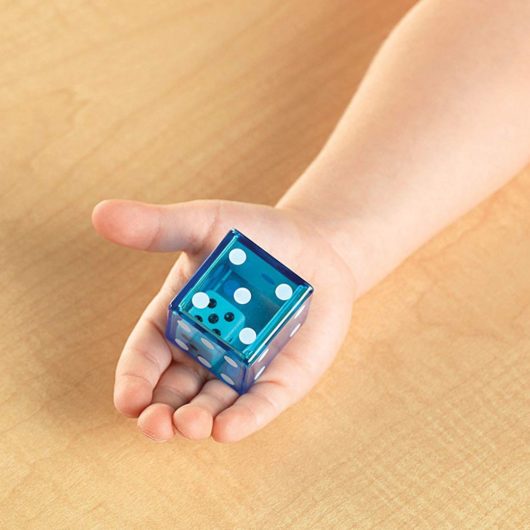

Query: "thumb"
left=91, top=199, right=220, bottom=252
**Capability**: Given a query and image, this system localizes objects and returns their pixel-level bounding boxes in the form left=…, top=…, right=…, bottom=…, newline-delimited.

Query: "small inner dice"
left=188, top=289, right=246, bottom=345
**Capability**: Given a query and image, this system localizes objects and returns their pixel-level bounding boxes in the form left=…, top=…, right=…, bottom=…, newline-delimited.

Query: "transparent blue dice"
left=166, top=228, right=314, bottom=393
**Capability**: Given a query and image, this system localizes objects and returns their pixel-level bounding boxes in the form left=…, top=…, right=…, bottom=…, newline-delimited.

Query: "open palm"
left=92, top=199, right=356, bottom=442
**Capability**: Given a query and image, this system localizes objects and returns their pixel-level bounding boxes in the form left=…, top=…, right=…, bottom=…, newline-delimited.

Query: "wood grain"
left=1, top=1, right=528, bottom=528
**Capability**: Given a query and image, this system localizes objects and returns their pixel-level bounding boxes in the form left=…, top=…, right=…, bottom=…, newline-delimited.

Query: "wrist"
left=276, top=195, right=370, bottom=299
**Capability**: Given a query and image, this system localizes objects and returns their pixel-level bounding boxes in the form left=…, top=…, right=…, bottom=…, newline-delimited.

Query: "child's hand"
left=92, top=199, right=356, bottom=442
left=94, top=0, right=529, bottom=445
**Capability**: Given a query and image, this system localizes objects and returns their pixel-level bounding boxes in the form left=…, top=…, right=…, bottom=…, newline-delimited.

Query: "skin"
left=92, top=201, right=355, bottom=442
left=92, top=0, right=530, bottom=442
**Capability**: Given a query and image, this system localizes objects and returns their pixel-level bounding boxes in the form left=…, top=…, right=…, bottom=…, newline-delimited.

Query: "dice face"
left=165, top=228, right=313, bottom=393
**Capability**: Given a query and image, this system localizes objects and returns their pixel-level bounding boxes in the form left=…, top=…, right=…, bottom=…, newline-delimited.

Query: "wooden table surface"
left=1, top=1, right=529, bottom=528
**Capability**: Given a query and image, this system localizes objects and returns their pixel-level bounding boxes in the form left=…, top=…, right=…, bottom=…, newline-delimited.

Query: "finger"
left=114, top=254, right=196, bottom=417
left=91, top=199, right=291, bottom=256
left=92, top=199, right=221, bottom=252
left=113, top=303, right=173, bottom=418
left=137, top=363, right=206, bottom=442
left=211, top=355, right=313, bottom=443
left=173, top=379, right=238, bottom=440
left=135, top=404, right=175, bottom=443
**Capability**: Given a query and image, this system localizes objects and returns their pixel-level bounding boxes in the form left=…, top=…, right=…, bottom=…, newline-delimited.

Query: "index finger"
left=114, top=255, right=198, bottom=417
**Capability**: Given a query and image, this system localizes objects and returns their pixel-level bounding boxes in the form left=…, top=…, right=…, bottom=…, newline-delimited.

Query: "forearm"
left=278, top=0, right=530, bottom=296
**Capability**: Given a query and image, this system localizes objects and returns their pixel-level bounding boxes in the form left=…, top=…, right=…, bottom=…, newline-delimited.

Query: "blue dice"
left=165, top=228, right=313, bottom=393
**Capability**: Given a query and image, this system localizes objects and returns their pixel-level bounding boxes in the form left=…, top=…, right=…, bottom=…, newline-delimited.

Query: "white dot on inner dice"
left=197, top=355, right=211, bottom=368
left=289, top=322, right=302, bottom=338
left=224, top=355, right=238, bottom=367
left=234, top=287, right=251, bottom=304
left=175, top=339, right=189, bottom=351
left=192, top=292, right=209, bottom=309
left=220, top=373, right=235, bottom=385
left=239, top=327, right=256, bottom=345
left=229, top=248, right=247, bottom=265
left=254, top=365, right=266, bottom=381
left=200, top=337, right=214, bottom=349
left=275, top=283, right=293, bottom=301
